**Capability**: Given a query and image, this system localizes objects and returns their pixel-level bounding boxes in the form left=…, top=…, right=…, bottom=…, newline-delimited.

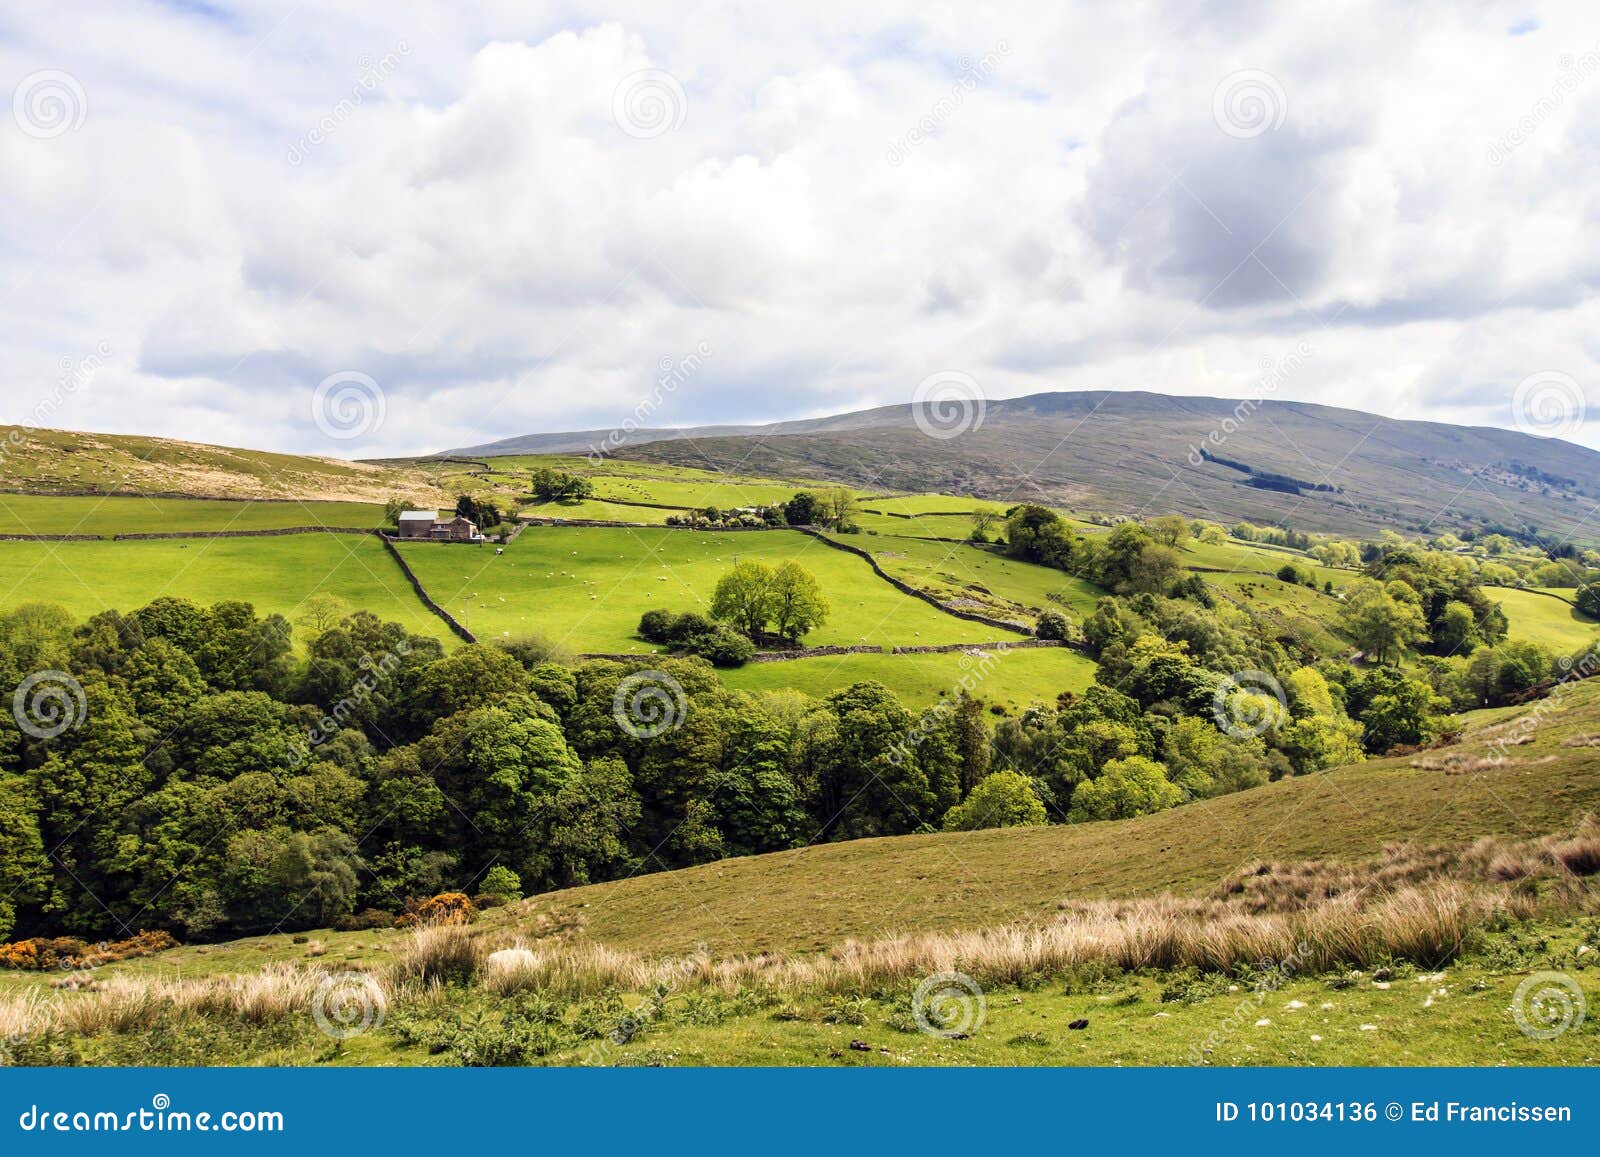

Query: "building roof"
left=398, top=511, right=438, bottom=521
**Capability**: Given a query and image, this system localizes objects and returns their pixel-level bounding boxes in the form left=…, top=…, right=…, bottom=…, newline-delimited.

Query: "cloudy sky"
left=3, top=1, right=1598, bottom=457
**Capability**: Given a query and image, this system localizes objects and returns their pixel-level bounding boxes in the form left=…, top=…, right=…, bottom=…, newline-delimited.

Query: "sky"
left=2, top=1, right=1599, bottom=458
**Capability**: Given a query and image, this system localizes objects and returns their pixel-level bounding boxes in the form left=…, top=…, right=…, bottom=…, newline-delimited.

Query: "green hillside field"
left=396, top=526, right=998, bottom=653
left=0, top=494, right=387, bottom=537
left=0, top=534, right=449, bottom=642
left=718, top=645, right=1097, bottom=711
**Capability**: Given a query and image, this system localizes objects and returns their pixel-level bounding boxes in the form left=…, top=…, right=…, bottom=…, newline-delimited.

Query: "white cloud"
left=1, top=1, right=1598, bottom=456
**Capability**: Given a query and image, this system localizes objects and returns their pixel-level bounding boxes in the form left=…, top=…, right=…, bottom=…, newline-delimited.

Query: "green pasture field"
left=0, top=534, right=449, bottom=642
left=0, top=494, right=387, bottom=538
left=1181, top=537, right=1342, bottom=584
left=840, top=533, right=1106, bottom=622
left=1204, top=572, right=1352, bottom=658
left=858, top=495, right=1005, bottom=517
left=1492, top=587, right=1600, bottom=653
left=396, top=526, right=996, bottom=653
left=717, top=644, right=1097, bottom=711
left=587, top=475, right=825, bottom=510
left=520, top=499, right=681, bottom=525
left=856, top=513, right=987, bottom=539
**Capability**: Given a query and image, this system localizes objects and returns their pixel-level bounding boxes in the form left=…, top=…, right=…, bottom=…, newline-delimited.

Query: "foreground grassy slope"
left=0, top=535, right=448, bottom=641
left=397, top=526, right=995, bottom=652
left=0, top=494, right=386, bottom=537
left=509, top=692, right=1600, bottom=955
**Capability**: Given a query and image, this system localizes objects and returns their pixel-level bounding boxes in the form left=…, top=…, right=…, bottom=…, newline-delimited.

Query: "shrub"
left=393, top=922, right=483, bottom=984
left=480, top=866, right=523, bottom=901
left=942, top=772, right=1048, bottom=831
left=415, top=892, right=479, bottom=926
left=637, top=609, right=678, bottom=644
left=690, top=626, right=755, bottom=667
left=1035, top=608, right=1072, bottom=640
left=333, top=909, right=395, bottom=932
left=636, top=610, right=754, bottom=666
left=0, top=930, right=177, bottom=971
left=1576, top=583, right=1600, bottom=620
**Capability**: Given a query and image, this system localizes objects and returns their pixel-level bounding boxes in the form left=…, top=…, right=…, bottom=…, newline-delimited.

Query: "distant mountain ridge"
left=443, top=390, right=1600, bottom=543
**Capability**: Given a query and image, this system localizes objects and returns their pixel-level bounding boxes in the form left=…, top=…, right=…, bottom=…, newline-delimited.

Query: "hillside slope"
left=505, top=689, right=1600, bottom=956
left=0, top=426, right=439, bottom=504
left=479, top=391, right=1600, bottom=543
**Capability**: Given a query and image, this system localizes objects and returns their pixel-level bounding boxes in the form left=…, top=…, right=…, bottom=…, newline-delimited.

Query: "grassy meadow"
left=1492, top=586, right=1600, bottom=652
left=587, top=474, right=814, bottom=510
left=843, top=533, right=1107, bottom=622
left=719, top=645, right=1097, bottom=711
left=396, top=526, right=997, bottom=653
left=0, top=494, right=387, bottom=537
left=0, top=534, right=450, bottom=642
left=520, top=498, right=680, bottom=524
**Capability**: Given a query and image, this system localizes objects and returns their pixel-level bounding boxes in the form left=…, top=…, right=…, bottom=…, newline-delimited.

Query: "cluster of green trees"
left=1002, top=506, right=1196, bottom=598
left=0, top=597, right=1020, bottom=943
left=785, top=488, right=858, bottom=531
left=529, top=468, right=594, bottom=502
left=638, top=560, right=831, bottom=661
left=709, top=560, right=829, bottom=645
left=663, top=505, right=786, bottom=529
left=636, top=610, right=754, bottom=666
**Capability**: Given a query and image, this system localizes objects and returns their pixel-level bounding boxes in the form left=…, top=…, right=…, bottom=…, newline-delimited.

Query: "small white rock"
left=1359, top=1024, right=1378, bottom=1031
left=1285, top=1000, right=1307, bottom=1010
left=1255, top=1018, right=1271, bottom=1027
left=1310, top=1035, right=1323, bottom=1042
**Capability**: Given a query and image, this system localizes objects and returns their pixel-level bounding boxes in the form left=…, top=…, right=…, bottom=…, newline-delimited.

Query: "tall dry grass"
left=4, top=821, right=1595, bottom=1046
left=392, top=921, right=484, bottom=985
left=469, top=878, right=1496, bottom=1000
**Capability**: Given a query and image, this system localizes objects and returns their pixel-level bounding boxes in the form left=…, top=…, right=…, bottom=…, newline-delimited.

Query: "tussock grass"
left=392, top=922, right=484, bottom=985
left=6, top=825, right=1595, bottom=1048
left=464, top=880, right=1501, bottom=1000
